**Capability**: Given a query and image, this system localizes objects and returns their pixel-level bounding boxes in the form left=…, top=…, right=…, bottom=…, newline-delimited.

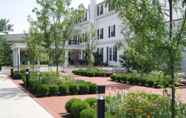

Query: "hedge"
left=20, top=72, right=97, bottom=97
left=66, top=98, right=96, bottom=118
left=72, top=68, right=110, bottom=77
left=111, top=71, right=171, bottom=88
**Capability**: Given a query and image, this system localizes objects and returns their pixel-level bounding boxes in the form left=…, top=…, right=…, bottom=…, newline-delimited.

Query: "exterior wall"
left=68, top=0, right=124, bottom=66
left=7, top=0, right=186, bottom=71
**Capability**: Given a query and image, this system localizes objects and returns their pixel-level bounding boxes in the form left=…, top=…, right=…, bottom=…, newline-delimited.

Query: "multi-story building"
left=6, top=0, right=186, bottom=73
left=66, top=0, right=123, bottom=66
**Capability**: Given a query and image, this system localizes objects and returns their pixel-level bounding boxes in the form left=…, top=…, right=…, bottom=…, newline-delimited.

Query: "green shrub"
left=59, top=84, right=68, bottom=95
left=65, top=98, right=82, bottom=113
left=80, top=108, right=95, bottom=118
left=66, top=92, right=186, bottom=118
left=23, top=71, right=96, bottom=96
left=49, top=85, right=59, bottom=95
left=35, top=84, right=49, bottom=97
left=111, top=71, right=171, bottom=88
left=70, top=100, right=89, bottom=118
left=69, top=83, right=78, bottom=94
left=89, top=84, right=96, bottom=94
left=85, top=98, right=96, bottom=108
left=73, top=68, right=106, bottom=77
left=78, top=83, right=89, bottom=94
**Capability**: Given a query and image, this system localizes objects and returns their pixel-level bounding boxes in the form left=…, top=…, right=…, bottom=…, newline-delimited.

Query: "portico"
left=11, top=43, right=27, bottom=71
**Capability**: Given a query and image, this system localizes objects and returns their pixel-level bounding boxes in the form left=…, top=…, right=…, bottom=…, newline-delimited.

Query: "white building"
left=7, top=0, right=186, bottom=73
left=66, top=0, right=123, bottom=66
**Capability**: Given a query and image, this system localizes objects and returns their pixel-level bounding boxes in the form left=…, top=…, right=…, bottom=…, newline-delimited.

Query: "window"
left=69, top=35, right=81, bottom=45
left=84, top=11, right=88, bottom=21
left=100, top=28, right=104, bottom=39
left=97, top=28, right=104, bottom=40
left=97, top=4, right=104, bottom=16
left=108, top=46, right=118, bottom=62
left=109, top=48, right=112, bottom=61
left=113, top=46, right=118, bottom=62
left=108, top=25, right=116, bottom=38
left=107, top=47, right=109, bottom=63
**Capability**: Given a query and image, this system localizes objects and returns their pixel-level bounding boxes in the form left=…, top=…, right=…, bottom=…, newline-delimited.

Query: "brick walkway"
left=9, top=71, right=186, bottom=118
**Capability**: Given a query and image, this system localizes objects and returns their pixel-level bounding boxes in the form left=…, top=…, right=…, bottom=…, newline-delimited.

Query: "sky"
left=0, top=0, right=103, bottom=34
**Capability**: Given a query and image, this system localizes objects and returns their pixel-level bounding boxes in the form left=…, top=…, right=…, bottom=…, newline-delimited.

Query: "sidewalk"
left=0, top=73, right=54, bottom=118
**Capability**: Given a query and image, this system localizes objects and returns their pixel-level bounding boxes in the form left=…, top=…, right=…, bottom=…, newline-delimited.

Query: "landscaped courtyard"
left=2, top=66, right=185, bottom=118
left=1, top=0, right=186, bottom=118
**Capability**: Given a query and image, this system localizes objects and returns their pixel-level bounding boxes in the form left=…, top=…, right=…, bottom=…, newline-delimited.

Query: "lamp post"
left=10, top=68, right=14, bottom=77
left=97, top=85, right=105, bottom=118
left=25, top=68, right=30, bottom=89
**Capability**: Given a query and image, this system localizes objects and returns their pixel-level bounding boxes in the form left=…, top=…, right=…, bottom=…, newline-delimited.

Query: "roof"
left=6, top=34, right=27, bottom=42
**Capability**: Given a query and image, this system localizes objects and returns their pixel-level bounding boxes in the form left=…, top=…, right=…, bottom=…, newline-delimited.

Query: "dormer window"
left=97, top=4, right=104, bottom=16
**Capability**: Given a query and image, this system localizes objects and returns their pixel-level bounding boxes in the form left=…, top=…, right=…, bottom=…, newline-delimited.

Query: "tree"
left=84, top=23, right=96, bottom=66
left=48, top=0, right=84, bottom=72
left=0, top=18, right=13, bottom=67
left=107, top=0, right=186, bottom=118
left=0, top=37, right=12, bottom=66
left=29, top=0, right=85, bottom=72
left=108, top=0, right=167, bottom=73
left=32, top=0, right=53, bottom=65
left=0, top=19, right=13, bottom=33
left=27, top=17, right=43, bottom=71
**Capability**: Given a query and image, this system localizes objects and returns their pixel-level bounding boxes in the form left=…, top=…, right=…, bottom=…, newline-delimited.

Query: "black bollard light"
left=97, top=85, right=105, bottom=118
left=11, top=68, right=14, bottom=77
left=25, top=68, right=30, bottom=89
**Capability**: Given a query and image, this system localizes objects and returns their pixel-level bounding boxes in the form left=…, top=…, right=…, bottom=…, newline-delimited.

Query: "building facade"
left=7, top=0, right=186, bottom=73
left=66, top=0, right=123, bottom=66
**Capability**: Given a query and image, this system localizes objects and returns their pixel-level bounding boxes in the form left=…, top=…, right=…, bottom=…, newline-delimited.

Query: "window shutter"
left=113, top=25, right=116, bottom=37
left=108, top=26, right=110, bottom=38
left=97, top=29, right=100, bottom=40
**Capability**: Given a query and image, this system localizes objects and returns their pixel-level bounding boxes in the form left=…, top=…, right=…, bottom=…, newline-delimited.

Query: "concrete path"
left=0, top=73, right=54, bottom=118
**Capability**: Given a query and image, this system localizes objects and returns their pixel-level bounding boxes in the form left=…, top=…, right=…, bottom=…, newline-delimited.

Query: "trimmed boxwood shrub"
left=65, top=98, right=82, bottom=113
left=35, top=84, right=49, bottom=97
left=20, top=71, right=97, bottom=97
left=72, top=68, right=107, bottom=77
left=49, top=85, right=59, bottom=95
left=80, top=108, right=95, bottom=118
left=69, top=83, right=79, bottom=95
left=70, top=100, right=89, bottom=118
left=111, top=72, right=171, bottom=88
left=85, top=98, right=96, bottom=108
left=89, top=84, right=96, bottom=94
left=78, top=83, right=89, bottom=94
left=59, top=84, right=69, bottom=95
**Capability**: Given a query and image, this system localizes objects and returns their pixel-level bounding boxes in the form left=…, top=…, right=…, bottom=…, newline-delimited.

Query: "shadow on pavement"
left=0, top=88, right=27, bottom=99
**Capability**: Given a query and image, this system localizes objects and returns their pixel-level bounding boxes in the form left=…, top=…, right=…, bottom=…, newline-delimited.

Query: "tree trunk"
left=168, top=0, right=176, bottom=118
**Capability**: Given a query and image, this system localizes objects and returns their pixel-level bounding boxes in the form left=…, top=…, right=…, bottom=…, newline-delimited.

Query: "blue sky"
left=0, top=0, right=103, bottom=34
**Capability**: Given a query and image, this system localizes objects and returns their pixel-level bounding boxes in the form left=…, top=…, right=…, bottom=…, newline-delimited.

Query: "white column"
left=17, top=48, right=21, bottom=70
left=64, top=49, right=69, bottom=67
left=13, top=48, right=21, bottom=71
left=80, top=50, right=83, bottom=60
left=103, top=47, right=107, bottom=63
left=12, top=49, right=16, bottom=69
